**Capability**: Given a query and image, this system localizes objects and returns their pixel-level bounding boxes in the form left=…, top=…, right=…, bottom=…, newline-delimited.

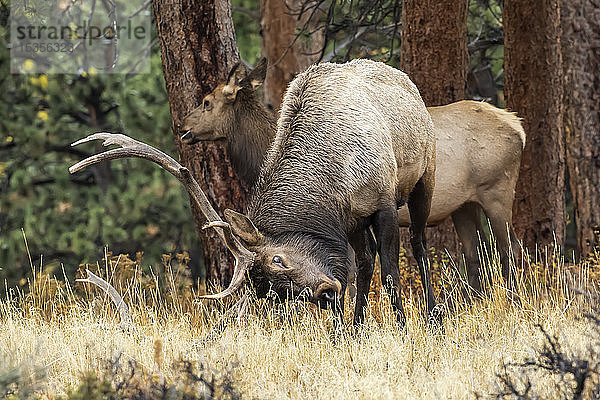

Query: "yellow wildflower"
left=39, top=74, right=48, bottom=89
left=23, top=59, right=35, bottom=72
left=37, top=110, right=48, bottom=121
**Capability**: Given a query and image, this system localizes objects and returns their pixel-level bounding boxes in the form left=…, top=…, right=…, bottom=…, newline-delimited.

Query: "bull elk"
left=71, top=59, right=438, bottom=327
left=182, top=59, right=525, bottom=294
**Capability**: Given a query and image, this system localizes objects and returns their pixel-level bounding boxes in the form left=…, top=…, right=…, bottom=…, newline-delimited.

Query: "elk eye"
left=272, top=255, right=285, bottom=267
left=203, top=99, right=211, bottom=109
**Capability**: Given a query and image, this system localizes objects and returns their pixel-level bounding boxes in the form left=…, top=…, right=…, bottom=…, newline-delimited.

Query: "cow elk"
left=182, top=60, right=525, bottom=295
left=399, top=101, right=524, bottom=291
left=181, top=58, right=275, bottom=187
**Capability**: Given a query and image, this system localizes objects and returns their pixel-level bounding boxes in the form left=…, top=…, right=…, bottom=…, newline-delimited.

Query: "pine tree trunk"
left=259, top=0, right=324, bottom=111
left=401, top=0, right=468, bottom=106
left=562, top=0, right=600, bottom=257
left=152, top=0, right=248, bottom=284
left=400, top=0, right=469, bottom=258
left=504, top=0, right=565, bottom=248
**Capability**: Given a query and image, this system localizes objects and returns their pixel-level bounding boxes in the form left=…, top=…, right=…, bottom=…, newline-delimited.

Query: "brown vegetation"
left=1, top=245, right=599, bottom=398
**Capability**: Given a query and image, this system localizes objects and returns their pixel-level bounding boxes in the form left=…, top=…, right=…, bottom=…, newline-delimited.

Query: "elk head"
left=222, top=209, right=345, bottom=309
left=181, top=58, right=267, bottom=143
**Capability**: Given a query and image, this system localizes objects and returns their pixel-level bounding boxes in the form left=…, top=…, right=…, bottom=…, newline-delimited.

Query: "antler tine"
left=199, top=257, right=250, bottom=299
left=76, top=269, right=134, bottom=332
left=69, top=133, right=182, bottom=180
left=70, top=132, right=254, bottom=298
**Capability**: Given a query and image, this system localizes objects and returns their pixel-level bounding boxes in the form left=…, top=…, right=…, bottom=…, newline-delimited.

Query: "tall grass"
left=0, top=245, right=598, bottom=399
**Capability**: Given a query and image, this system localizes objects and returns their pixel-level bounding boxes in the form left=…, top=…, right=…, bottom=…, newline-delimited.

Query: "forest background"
left=0, top=0, right=596, bottom=287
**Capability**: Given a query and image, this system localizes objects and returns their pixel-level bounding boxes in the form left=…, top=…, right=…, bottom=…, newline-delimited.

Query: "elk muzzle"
left=181, top=130, right=198, bottom=144
left=312, top=275, right=342, bottom=309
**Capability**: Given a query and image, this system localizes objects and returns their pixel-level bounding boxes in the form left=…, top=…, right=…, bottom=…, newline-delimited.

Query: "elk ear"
left=244, top=57, right=267, bottom=90
left=222, top=85, right=241, bottom=102
left=224, top=209, right=264, bottom=247
left=223, top=62, right=248, bottom=102
left=227, top=62, right=248, bottom=86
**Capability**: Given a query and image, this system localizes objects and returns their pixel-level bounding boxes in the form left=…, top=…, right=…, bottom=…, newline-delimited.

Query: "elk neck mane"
left=246, top=65, right=355, bottom=281
left=226, top=89, right=276, bottom=186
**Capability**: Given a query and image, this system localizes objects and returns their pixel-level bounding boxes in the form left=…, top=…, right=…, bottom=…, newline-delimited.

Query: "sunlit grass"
left=1, top=244, right=599, bottom=399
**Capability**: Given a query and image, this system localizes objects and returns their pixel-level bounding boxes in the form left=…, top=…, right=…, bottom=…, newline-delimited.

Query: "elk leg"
left=373, top=206, right=406, bottom=326
left=407, top=175, right=437, bottom=320
left=349, top=228, right=376, bottom=325
left=479, top=193, right=519, bottom=288
left=451, top=202, right=485, bottom=295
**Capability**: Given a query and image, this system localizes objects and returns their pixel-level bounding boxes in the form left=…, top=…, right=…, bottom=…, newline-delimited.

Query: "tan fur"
left=398, top=100, right=524, bottom=225
left=181, top=60, right=275, bottom=186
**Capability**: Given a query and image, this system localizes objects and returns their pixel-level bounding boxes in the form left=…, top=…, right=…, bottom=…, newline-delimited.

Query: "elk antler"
left=69, top=133, right=254, bottom=298
left=76, top=269, right=134, bottom=331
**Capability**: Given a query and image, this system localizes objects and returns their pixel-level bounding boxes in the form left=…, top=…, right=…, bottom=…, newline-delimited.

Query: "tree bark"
left=562, top=0, right=600, bottom=257
left=152, top=0, right=248, bottom=284
left=400, top=0, right=469, bottom=258
left=504, top=0, right=565, bottom=248
left=259, top=0, right=324, bottom=111
left=401, top=0, right=468, bottom=107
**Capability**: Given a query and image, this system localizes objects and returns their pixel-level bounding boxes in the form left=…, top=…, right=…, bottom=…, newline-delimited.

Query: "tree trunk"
left=259, top=0, right=324, bottom=111
left=561, top=0, right=600, bottom=257
left=504, top=0, right=565, bottom=248
left=400, top=0, right=469, bottom=258
left=401, top=0, right=468, bottom=107
left=152, top=0, right=248, bottom=284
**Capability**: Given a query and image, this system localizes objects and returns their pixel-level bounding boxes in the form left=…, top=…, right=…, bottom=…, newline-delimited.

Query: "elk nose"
left=181, top=130, right=193, bottom=143
left=320, top=288, right=336, bottom=303
left=314, top=278, right=342, bottom=308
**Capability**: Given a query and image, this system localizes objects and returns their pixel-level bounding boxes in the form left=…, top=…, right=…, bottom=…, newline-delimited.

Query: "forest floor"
left=1, top=246, right=599, bottom=399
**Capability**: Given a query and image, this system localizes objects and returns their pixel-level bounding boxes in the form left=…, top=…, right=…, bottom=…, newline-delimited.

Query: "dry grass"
left=1, top=246, right=599, bottom=399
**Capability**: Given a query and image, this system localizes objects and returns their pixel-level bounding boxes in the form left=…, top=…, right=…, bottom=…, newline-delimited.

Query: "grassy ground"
left=1, top=247, right=599, bottom=399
